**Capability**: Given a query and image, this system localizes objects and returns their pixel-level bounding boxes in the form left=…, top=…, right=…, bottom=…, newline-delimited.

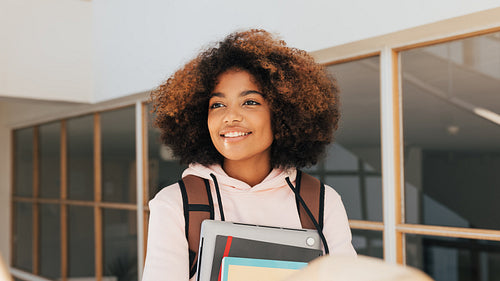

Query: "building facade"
left=1, top=1, right=500, bottom=280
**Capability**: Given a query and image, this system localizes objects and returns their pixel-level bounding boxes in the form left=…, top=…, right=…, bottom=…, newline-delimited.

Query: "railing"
left=10, top=268, right=53, bottom=281
left=9, top=269, right=118, bottom=281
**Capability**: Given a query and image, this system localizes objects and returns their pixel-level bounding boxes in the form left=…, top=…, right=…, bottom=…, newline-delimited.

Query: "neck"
left=223, top=157, right=272, bottom=187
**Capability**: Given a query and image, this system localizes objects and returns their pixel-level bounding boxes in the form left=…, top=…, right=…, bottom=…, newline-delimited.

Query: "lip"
left=219, top=128, right=252, bottom=143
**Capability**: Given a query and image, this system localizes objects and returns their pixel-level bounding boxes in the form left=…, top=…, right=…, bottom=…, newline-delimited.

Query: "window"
left=12, top=107, right=139, bottom=281
left=400, top=30, right=500, bottom=279
left=10, top=27, right=500, bottom=281
left=305, top=55, right=383, bottom=257
left=406, top=234, right=500, bottom=280
left=146, top=103, right=186, bottom=202
left=67, top=115, right=94, bottom=201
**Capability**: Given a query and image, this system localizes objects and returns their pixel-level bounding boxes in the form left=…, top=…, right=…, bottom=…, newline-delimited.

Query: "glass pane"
left=365, top=176, right=382, bottom=221
left=305, top=56, right=382, bottom=222
left=67, top=115, right=94, bottom=201
left=324, top=174, right=383, bottom=222
left=351, top=229, right=383, bottom=258
left=68, top=206, right=94, bottom=278
left=40, top=204, right=60, bottom=279
left=147, top=103, right=186, bottom=201
left=103, top=209, right=138, bottom=281
left=406, top=234, right=500, bottom=281
left=101, top=107, right=136, bottom=203
left=39, top=122, right=60, bottom=198
left=13, top=202, right=32, bottom=272
left=325, top=175, right=361, bottom=219
left=402, top=31, right=500, bottom=230
left=323, top=143, right=359, bottom=171
left=14, top=128, right=33, bottom=197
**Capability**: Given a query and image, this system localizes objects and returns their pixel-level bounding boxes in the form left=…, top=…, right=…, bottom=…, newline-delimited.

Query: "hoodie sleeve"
left=142, top=183, right=190, bottom=281
left=323, top=184, right=357, bottom=256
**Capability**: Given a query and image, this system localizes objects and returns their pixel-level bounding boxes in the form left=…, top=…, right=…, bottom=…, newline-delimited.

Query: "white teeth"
left=223, top=132, right=250, bottom=138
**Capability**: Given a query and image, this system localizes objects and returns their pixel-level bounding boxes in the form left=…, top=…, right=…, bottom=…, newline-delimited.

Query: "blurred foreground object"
left=287, top=255, right=433, bottom=281
left=0, top=255, right=13, bottom=281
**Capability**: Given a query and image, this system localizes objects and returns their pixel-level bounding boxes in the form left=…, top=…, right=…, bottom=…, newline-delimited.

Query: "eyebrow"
left=210, top=90, right=263, bottom=98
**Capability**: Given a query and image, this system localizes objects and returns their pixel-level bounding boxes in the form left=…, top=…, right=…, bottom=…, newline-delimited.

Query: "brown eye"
left=243, top=100, right=260, bottom=106
left=209, top=102, right=224, bottom=109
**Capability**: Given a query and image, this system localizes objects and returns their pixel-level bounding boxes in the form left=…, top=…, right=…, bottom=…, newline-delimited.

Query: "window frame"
left=9, top=20, right=500, bottom=281
left=317, top=25, right=500, bottom=266
left=11, top=104, right=144, bottom=281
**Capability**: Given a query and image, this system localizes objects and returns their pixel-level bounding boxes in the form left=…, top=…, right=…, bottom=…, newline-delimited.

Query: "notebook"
left=220, top=257, right=308, bottom=281
left=196, top=220, right=323, bottom=281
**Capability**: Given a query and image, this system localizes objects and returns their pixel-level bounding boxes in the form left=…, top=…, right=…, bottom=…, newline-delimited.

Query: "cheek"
left=262, top=115, right=274, bottom=143
left=207, top=117, right=217, bottom=139
left=207, top=114, right=224, bottom=149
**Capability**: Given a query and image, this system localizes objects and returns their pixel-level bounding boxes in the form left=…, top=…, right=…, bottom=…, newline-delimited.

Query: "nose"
left=223, top=106, right=243, bottom=124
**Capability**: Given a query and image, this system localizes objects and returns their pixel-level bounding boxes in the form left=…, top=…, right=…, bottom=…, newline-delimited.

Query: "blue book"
left=209, top=235, right=322, bottom=281
left=221, top=257, right=308, bottom=281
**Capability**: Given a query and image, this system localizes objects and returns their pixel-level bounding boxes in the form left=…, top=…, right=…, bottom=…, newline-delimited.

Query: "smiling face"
left=207, top=69, right=273, bottom=167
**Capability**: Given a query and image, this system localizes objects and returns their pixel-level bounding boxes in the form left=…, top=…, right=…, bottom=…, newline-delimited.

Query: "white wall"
left=0, top=0, right=93, bottom=103
left=92, top=0, right=500, bottom=102
left=1, top=0, right=499, bottom=103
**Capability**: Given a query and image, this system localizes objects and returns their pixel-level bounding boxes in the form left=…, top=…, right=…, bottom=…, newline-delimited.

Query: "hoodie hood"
left=182, top=163, right=297, bottom=191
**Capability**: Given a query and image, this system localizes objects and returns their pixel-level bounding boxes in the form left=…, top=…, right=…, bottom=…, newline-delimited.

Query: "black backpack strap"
left=179, top=175, right=214, bottom=279
left=296, top=171, right=325, bottom=230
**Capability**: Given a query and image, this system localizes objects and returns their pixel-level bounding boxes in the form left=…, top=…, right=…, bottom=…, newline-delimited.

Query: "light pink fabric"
left=142, top=164, right=356, bottom=281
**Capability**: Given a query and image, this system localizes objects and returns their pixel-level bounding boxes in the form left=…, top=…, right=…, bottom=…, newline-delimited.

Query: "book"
left=210, top=235, right=322, bottom=281
left=220, top=257, right=308, bottom=281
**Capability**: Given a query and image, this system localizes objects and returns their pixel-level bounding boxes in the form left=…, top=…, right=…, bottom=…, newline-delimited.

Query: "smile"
left=221, top=131, right=251, bottom=138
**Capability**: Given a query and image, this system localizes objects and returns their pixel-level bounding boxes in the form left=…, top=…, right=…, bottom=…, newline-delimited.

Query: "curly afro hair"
left=151, top=29, right=340, bottom=169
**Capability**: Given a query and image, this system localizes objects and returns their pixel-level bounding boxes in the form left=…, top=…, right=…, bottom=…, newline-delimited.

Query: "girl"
left=142, top=29, right=356, bottom=281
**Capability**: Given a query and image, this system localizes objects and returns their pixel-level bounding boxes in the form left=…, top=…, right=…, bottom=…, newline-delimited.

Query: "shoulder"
left=323, top=183, right=342, bottom=200
left=300, top=172, right=342, bottom=201
left=147, top=181, right=186, bottom=233
left=149, top=181, right=183, bottom=211
left=321, top=182, right=347, bottom=214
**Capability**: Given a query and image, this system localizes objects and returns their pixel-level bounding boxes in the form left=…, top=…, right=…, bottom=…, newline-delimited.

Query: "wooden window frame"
left=320, top=26, right=500, bottom=265
left=9, top=18, right=500, bottom=280
left=11, top=106, right=142, bottom=281
left=392, top=26, right=500, bottom=265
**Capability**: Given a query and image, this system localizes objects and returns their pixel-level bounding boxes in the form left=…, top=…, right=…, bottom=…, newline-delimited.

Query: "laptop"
left=196, top=220, right=323, bottom=281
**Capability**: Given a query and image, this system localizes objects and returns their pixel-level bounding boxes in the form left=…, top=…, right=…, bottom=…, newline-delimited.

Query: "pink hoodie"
left=142, top=164, right=356, bottom=281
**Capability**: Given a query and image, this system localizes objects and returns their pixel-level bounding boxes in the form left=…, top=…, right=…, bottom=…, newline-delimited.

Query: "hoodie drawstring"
left=210, top=172, right=329, bottom=254
left=210, top=173, right=226, bottom=221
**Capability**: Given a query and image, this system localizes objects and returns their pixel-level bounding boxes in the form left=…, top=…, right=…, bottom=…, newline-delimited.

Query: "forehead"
left=213, top=69, right=261, bottom=92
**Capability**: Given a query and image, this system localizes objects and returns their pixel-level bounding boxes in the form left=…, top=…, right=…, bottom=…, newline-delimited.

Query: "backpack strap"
left=179, top=171, right=324, bottom=278
left=178, top=175, right=214, bottom=279
left=296, top=171, right=325, bottom=230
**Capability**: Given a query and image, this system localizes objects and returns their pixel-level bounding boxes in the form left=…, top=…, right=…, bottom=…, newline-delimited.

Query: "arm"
left=322, top=185, right=357, bottom=256
left=142, top=184, right=190, bottom=281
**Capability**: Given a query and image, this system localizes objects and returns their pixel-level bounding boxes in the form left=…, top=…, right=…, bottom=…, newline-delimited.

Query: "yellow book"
left=221, top=257, right=307, bottom=281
